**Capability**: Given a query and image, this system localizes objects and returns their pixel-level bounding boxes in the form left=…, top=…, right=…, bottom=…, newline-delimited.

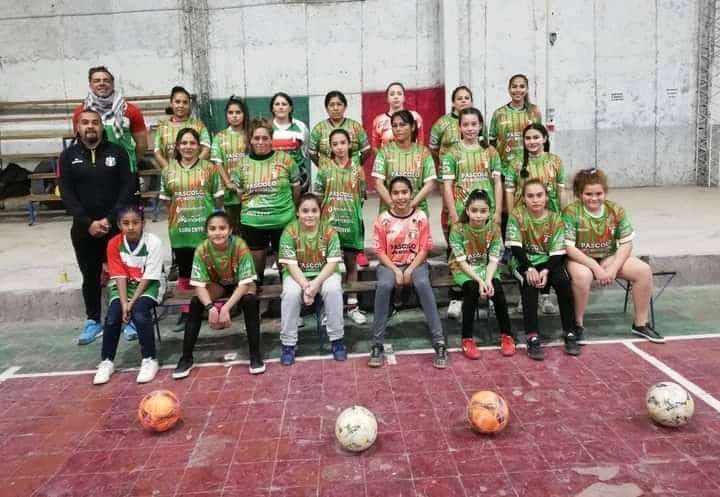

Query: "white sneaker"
left=93, top=359, right=114, bottom=385
left=447, top=300, right=462, bottom=319
left=540, top=294, right=558, bottom=315
left=347, top=306, right=367, bottom=324
left=136, top=357, right=159, bottom=384
left=272, top=261, right=279, bottom=270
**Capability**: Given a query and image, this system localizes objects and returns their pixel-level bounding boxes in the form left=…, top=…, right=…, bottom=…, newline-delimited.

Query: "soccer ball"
left=335, top=405, right=378, bottom=452
left=467, top=390, right=509, bottom=434
left=646, top=382, right=694, bottom=427
left=138, top=390, right=181, bottom=432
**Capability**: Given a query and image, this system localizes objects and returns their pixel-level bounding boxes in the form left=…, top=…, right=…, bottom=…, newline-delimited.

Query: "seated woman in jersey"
left=506, top=179, right=578, bottom=361
left=93, top=205, right=163, bottom=385
left=278, top=193, right=347, bottom=365
left=563, top=168, right=663, bottom=344
left=173, top=212, right=264, bottom=380
left=369, top=176, right=447, bottom=369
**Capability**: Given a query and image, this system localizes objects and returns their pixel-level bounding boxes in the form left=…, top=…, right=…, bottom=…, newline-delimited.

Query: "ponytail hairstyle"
left=328, top=128, right=351, bottom=159
left=225, top=95, right=250, bottom=136
left=116, top=203, right=144, bottom=222
left=173, top=127, right=201, bottom=162
left=166, top=85, right=192, bottom=115
left=388, top=175, right=413, bottom=193
left=458, top=107, right=488, bottom=149
left=390, top=110, right=418, bottom=143
left=520, top=123, right=550, bottom=179
left=270, top=92, right=294, bottom=121
left=451, top=85, right=473, bottom=112
left=459, top=189, right=491, bottom=224
left=508, top=74, right=531, bottom=107
left=521, top=178, right=548, bottom=199
left=572, top=168, right=609, bottom=199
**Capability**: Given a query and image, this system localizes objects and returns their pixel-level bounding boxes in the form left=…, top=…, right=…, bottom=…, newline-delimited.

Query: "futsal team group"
left=60, top=68, right=664, bottom=386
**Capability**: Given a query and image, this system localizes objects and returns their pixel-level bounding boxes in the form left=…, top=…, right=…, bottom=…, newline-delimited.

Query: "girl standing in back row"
left=371, top=82, right=424, bottom=150
left=154, top=86, right=211, bottom=169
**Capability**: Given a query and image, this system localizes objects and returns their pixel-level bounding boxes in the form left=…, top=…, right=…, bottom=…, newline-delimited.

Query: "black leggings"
left=519, top=264, right=575, bottom=335
left=181, top=293, right=261, bottom=360
left=173, top=247, right=195, bottom=279
left=70, top=222, right=115, bottom=321
left=461, top=279, right=512, bottom=339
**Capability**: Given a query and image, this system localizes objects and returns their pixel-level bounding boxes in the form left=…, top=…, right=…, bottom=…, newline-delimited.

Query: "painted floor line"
left=624, top=341, right=720, bottom=414
left=0, top=366, right=21, bottom=381
left=5, top=332, right=720, bottom=380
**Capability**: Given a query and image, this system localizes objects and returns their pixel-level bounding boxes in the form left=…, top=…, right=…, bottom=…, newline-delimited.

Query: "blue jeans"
left=101, top=296, right=157, bottom=360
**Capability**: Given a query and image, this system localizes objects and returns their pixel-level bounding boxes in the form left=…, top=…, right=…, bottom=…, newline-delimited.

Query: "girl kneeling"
left=94, top=205, right=163, bottom=385
left=506, top=180, right=578, bottom=361
left=448, top=190, right=513, bottom=360
left=370, top=176, right=447, bottom=369
left=173, top=212, right=264, bottom=379
left=278, top=193, right=347, bottom=365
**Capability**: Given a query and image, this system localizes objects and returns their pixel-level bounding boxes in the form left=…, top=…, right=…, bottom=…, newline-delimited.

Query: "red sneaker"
left=462, top=338, right=480, bottom=360
left=500, top=335, right=516, bottom=356
left=356, top=252, right=369, bottom=267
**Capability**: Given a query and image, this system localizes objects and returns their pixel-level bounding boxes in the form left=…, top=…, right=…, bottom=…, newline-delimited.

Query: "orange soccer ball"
left=467, top=390, right=509, bottom=434
left=138, top=390, right=181, bottom=432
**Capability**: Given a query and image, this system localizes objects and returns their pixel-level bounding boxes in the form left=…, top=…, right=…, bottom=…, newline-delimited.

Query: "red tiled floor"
left=272, top=459, right=320, bottom=487
left=364, top=453, right=411, bottom=480
left=177, top=464, right=230, bottom=494
left=413, top=476, right=466, bottom=497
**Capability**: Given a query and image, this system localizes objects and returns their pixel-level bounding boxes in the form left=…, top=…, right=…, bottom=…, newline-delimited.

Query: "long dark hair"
left=165, top=86, right=192, bottom=115
left=328, top=128, right=351, bottom=159
left=173, top=127, right=201, bottom=162
left=458, top=107, right=488, bottom=149
left=508, top=74, right=532, bottom=107
left=520, top=123, right=550, bottom=179
left=390, top=110, right=418, bottom=143
left=270, top=92, right=294, bottom=121
left=225, top=95, right=250, bottom=136
left=459, top=189, right=491, bottom=224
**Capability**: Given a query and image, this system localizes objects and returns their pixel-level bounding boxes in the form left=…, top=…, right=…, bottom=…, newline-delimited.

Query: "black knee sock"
left=240, top=294, right=261, bottom=358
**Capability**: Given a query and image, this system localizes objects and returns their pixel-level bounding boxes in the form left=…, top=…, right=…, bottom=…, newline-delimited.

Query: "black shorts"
left=341, top=246, right=362, bottom=254
left=240, top=224, right=283, bottom=253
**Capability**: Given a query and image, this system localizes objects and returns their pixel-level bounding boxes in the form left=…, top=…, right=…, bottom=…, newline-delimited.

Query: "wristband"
left=204, top=303, right=215, bottom=311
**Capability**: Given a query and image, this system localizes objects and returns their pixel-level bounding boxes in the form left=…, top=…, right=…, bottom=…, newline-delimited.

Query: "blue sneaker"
left=331, top=339, right=347, bottom=361
left=77, top=319, right=103, bottom=345
left=280, top=345, right=296, bottom=366
left=123, top=320, right=138, bottom=341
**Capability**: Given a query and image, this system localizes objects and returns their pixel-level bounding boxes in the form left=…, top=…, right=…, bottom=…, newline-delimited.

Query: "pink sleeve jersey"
left=373, top=208, right=433, bottom=266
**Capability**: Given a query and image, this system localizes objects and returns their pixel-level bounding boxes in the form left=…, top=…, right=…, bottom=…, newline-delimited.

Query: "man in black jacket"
left=60, top=109, right=137, bottom=345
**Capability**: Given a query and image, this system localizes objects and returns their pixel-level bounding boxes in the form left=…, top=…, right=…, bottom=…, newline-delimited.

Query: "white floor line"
left=624, top=341, right=720, bottom=413
left=4, top=332, right=720, bottom=380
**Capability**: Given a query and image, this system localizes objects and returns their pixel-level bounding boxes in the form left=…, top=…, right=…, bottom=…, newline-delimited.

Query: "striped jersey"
left=314, top=156, right=366, bottom=250
left=371, top=110, right=424, bottom=149
left=562, top=200, right=635, bottom=259
left=154, top=117, right=211, bottom=163
left=278, top=220, right=343, bottom=278
left=211, top=127, right=247, bottom=206
left=231, top=151, right=300, bottom=230
left=106, top=232, right=163, bottom=302
left=373, top=208, right=433, bottom=266
left=372, top=142, right=436, bottom=217
left=159, top=159, right=223, bottom=248
left=448, top=221, right=503, bottom=285
left=190, top=236, right=256, bottom=287
left=488, top=104, right=542, bottom=164
left=272, top=119, right=309, bottom=179
left=309, top=118, right=370, bottom=165
left=505, top=152, right=565, bottom=213
left=429, top=113, right=461, bottom=157
left=441, top=142, right=502, bottom=217
left=505, top=205, right=566, bottom=270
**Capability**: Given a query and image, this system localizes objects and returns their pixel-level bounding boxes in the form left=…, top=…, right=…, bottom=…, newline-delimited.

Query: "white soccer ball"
left=335, top=405, right=378, bottom=452
left=645, top=381, right=695, bottom=427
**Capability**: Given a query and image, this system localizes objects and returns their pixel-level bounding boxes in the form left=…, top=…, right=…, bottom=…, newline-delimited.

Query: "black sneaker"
left=368, top=344, right=384, bottom=368
left=575, top=324, right=586, bottom=345
left=249, top=355, right=266, bottom=375
left=632, top=323, right=665, bottom=344
left=564, top=332, right=581, bottom=356
left=433, top=343, right=448, bottom=369
left=173, top=313, right=188, bottom=333
left=173, top=356, right=194, bottom=379
left=526, top=336, right=544, bottom=361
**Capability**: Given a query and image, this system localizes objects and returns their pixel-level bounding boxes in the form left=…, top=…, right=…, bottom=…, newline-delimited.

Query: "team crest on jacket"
left=105, top=156, right=117, bottom=167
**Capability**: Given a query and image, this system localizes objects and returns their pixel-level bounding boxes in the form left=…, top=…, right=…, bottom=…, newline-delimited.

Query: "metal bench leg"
left=152, top=195, right=160, bottom=222
left=28, top=200, right=36, bottom=226
left=623, top=282, right=632, bottom=314
left=314, top=297, right=327, bottom=352
left=650, top=296, right=656, bottom=329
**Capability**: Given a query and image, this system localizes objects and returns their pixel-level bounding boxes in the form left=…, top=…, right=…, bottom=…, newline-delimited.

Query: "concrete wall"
left=0, top=0, right=705, bottom=186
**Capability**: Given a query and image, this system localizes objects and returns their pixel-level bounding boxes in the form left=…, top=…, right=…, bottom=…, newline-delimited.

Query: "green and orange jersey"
left=429, top=113, right=461, bottom=158
left=313, top=156, right=366, bottom=250
left=278, top=220, right=343, bottom=278
left=210, top=127, right=247, bottom=207
left=371, top=110, right=425, bottom=149
left=159, top=159, right=223, bottom=248
left=505, top=204, right=566, bottom=270
left=504, top=152, right=565, bottom=213
left=371, top=141, right=436, bottom=217
left=230, top=151, right=300, bottom=230
left=153, top=117, right=211, bottom=163
left=562, top=200, right=635, bottom=259
left=190, top=236, right=256, bottom=288
left=448, top=220, right=503, bottom=285
left=441, top=142, right=502, bottom=217
left=488, top=103, right=542, bottom=165
left=309, top=118, right=370, bottom=166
